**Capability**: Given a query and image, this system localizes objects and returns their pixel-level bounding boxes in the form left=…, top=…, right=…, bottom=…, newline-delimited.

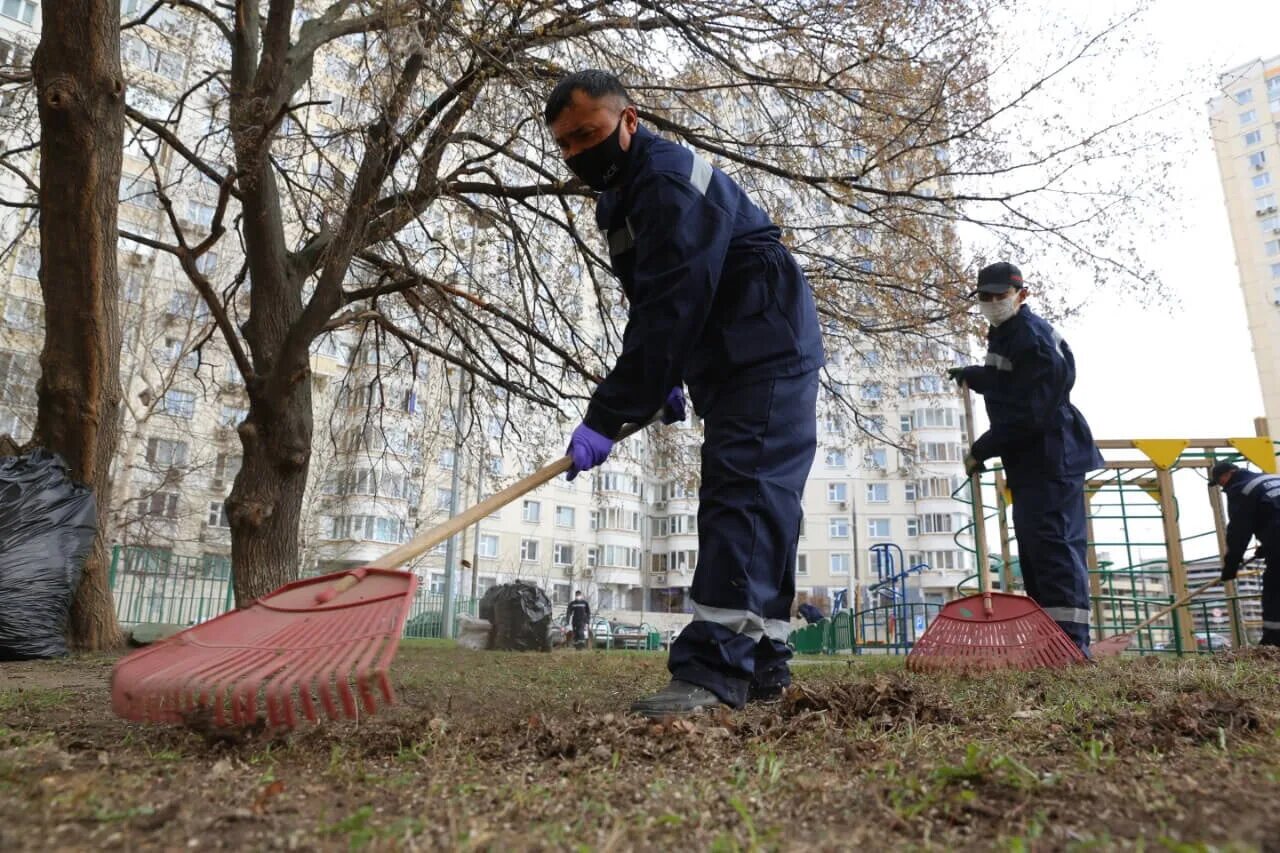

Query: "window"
left=207, top=501, right=230, bottom=528
left=213, top=453, right=240, bottom=487
left=904, top=482, right=917, bottom=501
left=865, top=448, right=888, bottom=469
left=217, top=405, right=246, bottom=427
left=796, top=554, right=808, bottom=575
left=823, top=416, right=841, bottom=435
left=478, top=534, right=498, bottom=559
left=1240, top=109, right=1257, bottom=125
left=1266, top=239, right=1280, bottom=257
left=829, top=517, right=850, bottom=539
left=827, top=482, right=848, bottom=503
left=861, top=350, right=881, bottom=367
left=555, top=505, right=575, bottom=528
left=867, top=518, right=891, bottom=538
left=436, top=487, right=453, bottom=510
left=1245, top=129, right=1263, bottom=147
left=825, top=449, right=847, bottom=468
left=1235, top=88, right=1254, bottom=104
left=919, top=513, right=957, bottom=534
left=522, top=499, right=541, bottom=523
left=14, top=245, right=39, bottom=278
left=553, top=543, right=574, bottom=566
left=0, top=0, right=36, bottom=25
left=866, top=483, right=889, bottom=502
left=162, top=389, right=196, bottom=418
left=194, top=252, right=219, bottom=276
left=899, top=414, right=913, bottom=433
left=553, top=584, right=571, bottom=606
left=1250, top=151, right=1268, bottom=170
left=1257, top=193, right=1277, bottom=213
left=906, top=518, right=919, bottom=537
left=429, top=573, right=446, bottom=595
left=860, top=382, right=882, bottom=401
left=0, top=36, right=31, bottom=67
left=829, top=553, right=851, bottom=575
left=147, top=491, right=180, bottom=518
left=520, top=538, right=539, bottom=562
left=186, top=200, right=216, bottom=229
left=1271, top=262, right=1280, bottom=279
left=3, top=298, right=42, bottom=331
left=1271, top=77, right=1280, bottom=93
left=145, top=437, right=188, bottom=467
left=439, top=448, right=456, bottom=470
left=915, top=407, right=958, bottom=428
left=169, top=289, right=209, bottom=320
left=1253, top=172, right=1271, bottom=190
left=1261, top=215, right=1280, bottom=231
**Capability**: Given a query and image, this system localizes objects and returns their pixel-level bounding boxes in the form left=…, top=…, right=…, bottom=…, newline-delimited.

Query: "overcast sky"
left=984, top=0, right=1279, bottom=439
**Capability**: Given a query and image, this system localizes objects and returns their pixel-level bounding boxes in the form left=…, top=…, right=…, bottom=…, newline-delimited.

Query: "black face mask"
left=565, top=118, right=630, bottom=191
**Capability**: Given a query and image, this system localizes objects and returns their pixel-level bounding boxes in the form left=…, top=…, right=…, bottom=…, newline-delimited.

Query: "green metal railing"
left=108, top=545, right=479, bottom=639
left=789, top=602, right=942, bottom=656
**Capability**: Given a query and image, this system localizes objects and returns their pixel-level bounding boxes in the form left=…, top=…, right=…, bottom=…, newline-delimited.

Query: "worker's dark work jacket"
left=585, top=125, right=824, bottom=706
left=961, top=306, right=1103, bottom=653
left=567, top=599, right=591, bottom=629
left=1222, top=470, right=1280, bottom=639
left=583, top=125, right=824, bottom=439
left=960, top=306, right=1103, bottom=488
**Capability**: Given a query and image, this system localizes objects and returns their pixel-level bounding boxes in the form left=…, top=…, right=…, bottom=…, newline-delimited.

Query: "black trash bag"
left=478, top=581, right=553, bottom=652
left=0, top=450, right=97, bottom=661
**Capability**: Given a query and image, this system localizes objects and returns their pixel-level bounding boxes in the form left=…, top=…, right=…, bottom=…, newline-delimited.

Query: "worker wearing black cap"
left=946, top=262, right=1104, bottom=655
left=1211, top=461, right=1280, bottom=646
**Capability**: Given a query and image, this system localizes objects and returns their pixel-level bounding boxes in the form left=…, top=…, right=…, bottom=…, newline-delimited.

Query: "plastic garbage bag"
left=478, top=581, right=553, bottom=652
left=0, top=450, right=97, bottom=660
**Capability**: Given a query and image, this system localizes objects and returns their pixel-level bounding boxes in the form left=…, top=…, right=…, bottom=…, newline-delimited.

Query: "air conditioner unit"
left=580, top=567, right=594, bottom=578
left=654, top=500, right=666, bottom=509
left=652, top=573, right=667, bottom=585
left=838, top=501, right=849, bottom=511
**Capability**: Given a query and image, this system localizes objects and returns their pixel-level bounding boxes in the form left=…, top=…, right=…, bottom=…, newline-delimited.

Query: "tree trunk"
left=31, top=1, right=125, bottom=650
left=225, top=157, right=314, bottom=604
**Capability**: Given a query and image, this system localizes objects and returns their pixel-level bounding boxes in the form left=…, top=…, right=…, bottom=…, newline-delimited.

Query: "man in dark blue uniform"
left=544, top=71, right=825, bottom=716
left=1212, top=461, right=1280, bottom=646
left=948, top=262, right=1103, bottom=655
left=567, top=590, right=591, bottom=650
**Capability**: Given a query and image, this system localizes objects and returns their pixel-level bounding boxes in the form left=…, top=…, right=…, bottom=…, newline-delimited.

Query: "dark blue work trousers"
left=668, top=370, right=819, bottom=707
left=1010, top=475, right=1092, bottom=652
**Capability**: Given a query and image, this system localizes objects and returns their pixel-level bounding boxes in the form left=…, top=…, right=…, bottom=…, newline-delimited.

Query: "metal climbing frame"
left=954, top=436, right=1277, bottom=656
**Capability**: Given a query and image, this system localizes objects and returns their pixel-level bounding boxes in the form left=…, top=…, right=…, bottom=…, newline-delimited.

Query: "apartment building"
left=0, top=3, right=973, bottom=631
left=1210, top=55, right=1280, bottom=437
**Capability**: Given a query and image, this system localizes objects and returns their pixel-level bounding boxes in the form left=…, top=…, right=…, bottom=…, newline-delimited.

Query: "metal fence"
left=108, top=546, right=479, bottom=639
left=789, top=602, right=943, bottom=656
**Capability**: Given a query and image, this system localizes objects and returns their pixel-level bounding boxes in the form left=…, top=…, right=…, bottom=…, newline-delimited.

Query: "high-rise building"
left=1209, top=55, right=1280, bottom=437
left=0, top=3, right=973, bottom=633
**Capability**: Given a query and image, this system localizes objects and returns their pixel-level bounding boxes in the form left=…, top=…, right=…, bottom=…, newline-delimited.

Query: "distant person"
left=798, top=601, right=824, bottom=625
left=947, top=262, right=1103, bottom=656
left=567, top=590, right=591, bottom=650
left=1212, top=461, right=1280, bottom=646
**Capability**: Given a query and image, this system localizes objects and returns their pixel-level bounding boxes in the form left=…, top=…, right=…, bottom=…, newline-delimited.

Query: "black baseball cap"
left=973, top=262, right=1025, bottom=295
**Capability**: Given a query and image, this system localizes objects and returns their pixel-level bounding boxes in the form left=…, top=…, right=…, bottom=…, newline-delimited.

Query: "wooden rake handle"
left=960, top=386, right=993, bottom=617
left=363, top=415, right=658, bottom=571
left=1121, top=562, right=1263, bottom=638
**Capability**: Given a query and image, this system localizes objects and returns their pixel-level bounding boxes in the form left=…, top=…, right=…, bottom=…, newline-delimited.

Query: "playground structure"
left=791, top=433, right=1278, bottom=657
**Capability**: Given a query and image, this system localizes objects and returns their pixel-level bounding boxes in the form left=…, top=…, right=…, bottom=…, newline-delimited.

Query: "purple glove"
left=566, top=423, right=613, bottom=481
left=662, top=386, right=687, bottom=425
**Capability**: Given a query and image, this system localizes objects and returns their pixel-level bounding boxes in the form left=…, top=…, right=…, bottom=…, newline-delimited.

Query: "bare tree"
left=22, top=1, right=127, bottom=649
left=5, top=1, right=1170, bottom=604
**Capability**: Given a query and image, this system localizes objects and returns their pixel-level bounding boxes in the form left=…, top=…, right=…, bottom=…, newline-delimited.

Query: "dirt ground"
left=3, top=643, right=1280, bottom=852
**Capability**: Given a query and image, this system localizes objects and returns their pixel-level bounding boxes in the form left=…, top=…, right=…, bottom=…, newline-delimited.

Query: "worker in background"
left=1212, top=461, right=1280, bottom=646
left=567, top=590, right=591, bottom=650
left=797, top=600, right=824, bottom=625
left=947, top=262, right=1103, bottom=656
left=544, top=70, right=824, bottom=716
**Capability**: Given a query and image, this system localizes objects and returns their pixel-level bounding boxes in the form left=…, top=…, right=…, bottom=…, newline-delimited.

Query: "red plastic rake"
left=112, top=418, right=659, bottom=730
left=907, top=390, right=1086, bottom=673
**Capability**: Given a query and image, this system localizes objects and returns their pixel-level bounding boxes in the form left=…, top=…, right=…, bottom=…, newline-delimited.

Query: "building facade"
left=1210, top=56, right=1280, bottom=437
left=0, top=2, right=974, bottom=633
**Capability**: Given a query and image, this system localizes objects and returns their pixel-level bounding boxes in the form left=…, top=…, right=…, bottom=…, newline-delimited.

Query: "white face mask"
left=979, top=295, right=1020, bottom=326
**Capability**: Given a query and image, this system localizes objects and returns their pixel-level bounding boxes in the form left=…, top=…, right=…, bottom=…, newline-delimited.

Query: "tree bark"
left=31, top=0, right=126, bottom=650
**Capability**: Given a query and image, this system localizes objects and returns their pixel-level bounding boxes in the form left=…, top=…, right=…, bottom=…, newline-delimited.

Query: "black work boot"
left=747, top=683, right=786, bottom=704
left=629, top=679, right=724, bottom=718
